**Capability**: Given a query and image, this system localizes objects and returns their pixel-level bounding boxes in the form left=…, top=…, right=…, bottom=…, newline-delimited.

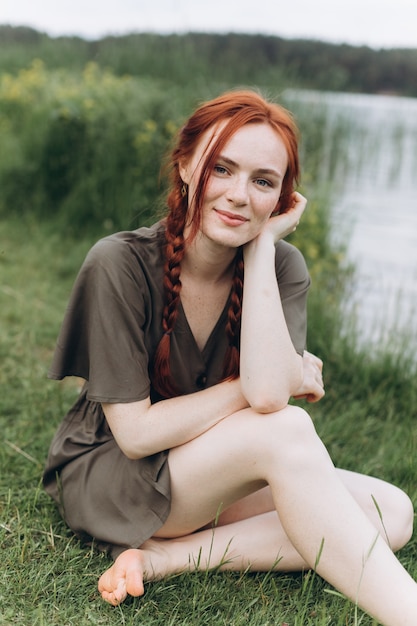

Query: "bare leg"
left=215, top=469, right=413, bottom=552
left=98, top=406, right=417, bottom=624
left=98, top=510, right=308, bottom=605
left=98, top=473, right=413, bottom=606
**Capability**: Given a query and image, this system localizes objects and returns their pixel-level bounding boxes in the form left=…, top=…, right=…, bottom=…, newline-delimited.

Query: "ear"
left=178, top=159, right=190, bottom=185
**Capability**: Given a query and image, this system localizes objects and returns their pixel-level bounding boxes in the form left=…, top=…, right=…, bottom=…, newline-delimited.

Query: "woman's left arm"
left=240, top=192, right=307, bottom=412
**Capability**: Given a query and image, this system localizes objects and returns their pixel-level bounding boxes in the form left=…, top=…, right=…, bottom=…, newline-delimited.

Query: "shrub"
left=0, top=61, right=187, bottom=233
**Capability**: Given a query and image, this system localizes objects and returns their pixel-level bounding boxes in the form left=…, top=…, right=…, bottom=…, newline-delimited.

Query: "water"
left=285, top=89, right=417, bottom=347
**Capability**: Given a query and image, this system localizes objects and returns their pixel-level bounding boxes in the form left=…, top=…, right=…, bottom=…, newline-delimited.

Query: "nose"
left=226, top=175, right=249, bottom=206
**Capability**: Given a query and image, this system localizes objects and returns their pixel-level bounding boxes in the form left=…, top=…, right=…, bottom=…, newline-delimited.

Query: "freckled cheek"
left=204, top=178, right=224, bottom=201
left=254, top=199, right=279, bottom=224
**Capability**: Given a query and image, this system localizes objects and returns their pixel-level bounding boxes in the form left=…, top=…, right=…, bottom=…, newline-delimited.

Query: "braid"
left=152, top=189, right=187, bottom=398
left=222, top=248, right=244, bottom=380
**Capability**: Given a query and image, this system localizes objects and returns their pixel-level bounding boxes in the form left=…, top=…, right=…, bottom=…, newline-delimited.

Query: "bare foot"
left=98, top=548, right=147, bottom=606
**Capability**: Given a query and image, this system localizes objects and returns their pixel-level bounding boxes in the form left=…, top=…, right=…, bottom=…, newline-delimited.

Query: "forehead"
left=195, top=121, right=288, bottom=172
left=224, top=123, right=287, bottom=166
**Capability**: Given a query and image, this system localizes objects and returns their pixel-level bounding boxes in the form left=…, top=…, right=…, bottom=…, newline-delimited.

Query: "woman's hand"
left=260, top=191, right=307, bottom=244
left=293, top=350, right=325, bottom=403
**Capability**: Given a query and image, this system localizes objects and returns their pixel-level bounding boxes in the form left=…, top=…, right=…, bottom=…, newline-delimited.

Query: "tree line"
left=1, top=25, right=416, bottom=96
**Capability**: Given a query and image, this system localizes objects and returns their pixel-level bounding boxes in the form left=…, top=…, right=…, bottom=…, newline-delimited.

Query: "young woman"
left=44, top=90, right=417, bottom=625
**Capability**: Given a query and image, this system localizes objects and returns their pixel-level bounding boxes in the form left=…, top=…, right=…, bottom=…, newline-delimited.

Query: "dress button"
left=196, top=373, right=207, bottom=388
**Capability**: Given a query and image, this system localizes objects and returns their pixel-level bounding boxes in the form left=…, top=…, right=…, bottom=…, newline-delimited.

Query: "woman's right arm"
left=102, top=377, right=248, bottom=460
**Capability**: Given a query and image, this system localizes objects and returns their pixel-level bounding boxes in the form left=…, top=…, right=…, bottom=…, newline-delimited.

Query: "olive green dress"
left=43, top=221, right=311, bottom=558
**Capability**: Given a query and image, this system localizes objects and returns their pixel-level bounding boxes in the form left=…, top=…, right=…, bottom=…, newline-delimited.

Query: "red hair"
left=152, top=90, right=300, bottom=398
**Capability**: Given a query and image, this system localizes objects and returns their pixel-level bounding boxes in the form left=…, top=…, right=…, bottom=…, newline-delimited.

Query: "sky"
left=1, top=0, right=417, bottom=49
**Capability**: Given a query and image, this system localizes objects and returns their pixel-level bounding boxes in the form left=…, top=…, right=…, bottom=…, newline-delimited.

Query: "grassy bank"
left=1, top=212, right=416, bottom=625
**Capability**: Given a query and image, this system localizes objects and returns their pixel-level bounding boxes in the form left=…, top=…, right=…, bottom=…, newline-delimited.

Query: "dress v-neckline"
left=177, top=296, right=230, bottom=357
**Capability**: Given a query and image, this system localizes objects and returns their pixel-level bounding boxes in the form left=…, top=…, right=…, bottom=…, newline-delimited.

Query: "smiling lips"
left=215, top=208, right=249, bottom=226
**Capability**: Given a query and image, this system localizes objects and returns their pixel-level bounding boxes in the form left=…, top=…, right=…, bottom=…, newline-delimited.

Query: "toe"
left=125, top=568, right=145, bottom=597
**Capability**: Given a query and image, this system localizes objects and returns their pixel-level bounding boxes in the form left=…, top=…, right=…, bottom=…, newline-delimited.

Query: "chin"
left=201, top=217, right=254, bottom=249
left=207, top=229, right=249, bottom=250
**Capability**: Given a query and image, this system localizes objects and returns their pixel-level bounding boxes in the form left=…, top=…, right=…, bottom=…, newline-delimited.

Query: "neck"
left=182, top=231, right=237, bottom=284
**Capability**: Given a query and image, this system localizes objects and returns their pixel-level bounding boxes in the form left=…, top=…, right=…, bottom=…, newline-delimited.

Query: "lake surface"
left=286, top=89, right=417, bottom=347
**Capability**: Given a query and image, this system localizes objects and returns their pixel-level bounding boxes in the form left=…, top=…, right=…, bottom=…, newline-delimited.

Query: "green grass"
left=1, top=215, right=416, bottom=626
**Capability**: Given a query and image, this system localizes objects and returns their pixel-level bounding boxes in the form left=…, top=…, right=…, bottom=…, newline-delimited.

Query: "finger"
left=291, top=192, right=307, bottom=214
left=304, top=350, right=324, bottom=371
left=306, top=387, right=325, bottom=403
left=292, top=191, right=307, bottom=204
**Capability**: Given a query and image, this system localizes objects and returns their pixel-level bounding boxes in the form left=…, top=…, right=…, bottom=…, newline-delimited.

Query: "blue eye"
left=255, top=178, right=271, bottom=187
left=214, top=164, right=228, bottom=175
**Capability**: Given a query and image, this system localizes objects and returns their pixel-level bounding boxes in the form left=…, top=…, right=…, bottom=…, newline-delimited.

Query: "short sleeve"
left=275, top=240, right=311, bottom=355
left=48, top=233, right=161, bottom=403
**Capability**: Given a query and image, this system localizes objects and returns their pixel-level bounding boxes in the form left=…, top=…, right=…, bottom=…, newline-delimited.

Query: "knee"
left=262, top=405, right=326, bottom=466
left=370, top=482, right=414, bottom=551
left=268, top=404, right=316, bottom=439
left=385, top=487, right=414, bottom=551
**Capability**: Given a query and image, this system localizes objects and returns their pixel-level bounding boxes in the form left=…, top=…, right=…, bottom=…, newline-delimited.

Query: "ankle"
left=140, top=538, right=171, bottom=581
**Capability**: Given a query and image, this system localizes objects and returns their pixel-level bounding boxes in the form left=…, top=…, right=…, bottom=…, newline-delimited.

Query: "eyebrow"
left=218, top=155, right=283, bottom=179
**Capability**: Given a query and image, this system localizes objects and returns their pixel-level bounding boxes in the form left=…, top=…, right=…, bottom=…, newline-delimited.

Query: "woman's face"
left=180, top=122, right=289, bottom=249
